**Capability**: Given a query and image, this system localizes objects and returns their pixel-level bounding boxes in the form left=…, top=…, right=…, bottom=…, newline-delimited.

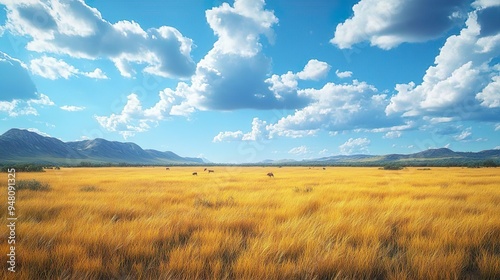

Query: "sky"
left=0, top=0, right=499, bottom=163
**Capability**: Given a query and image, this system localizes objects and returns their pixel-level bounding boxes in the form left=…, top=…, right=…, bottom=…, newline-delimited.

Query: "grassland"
left=1, top=167, right=499, bottom=279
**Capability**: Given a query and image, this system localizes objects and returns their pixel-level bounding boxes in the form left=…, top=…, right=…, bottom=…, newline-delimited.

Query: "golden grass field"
left=1, top=166, right=500, bottom=279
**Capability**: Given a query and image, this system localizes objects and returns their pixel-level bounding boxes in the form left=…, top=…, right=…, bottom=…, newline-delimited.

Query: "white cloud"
left=331, top=0, right=468, bottom=49
left=427, top=117, right=456, bottom=124
left=476, top=75, right=500, bottom=108
left=288, top=145, right=309, bottom=155
left=213, top=131, right=244, bottom=143
left=495, top=123, right=500, bottom=131
left=205, top=0, right=278, bottom=57
left=335, top=69, right=353, bottom=79
left=454, top=127, right=472, bottom=141
left=83, top=68, right=108, bottom=79
left=384, top=131, right=402, bottom=139
left=242, top=117, right=269, bottom=141
left=29, top=56, right=107, bottom=80
left=30, top=56, right=77, bottom=79
left=95, top=92, right=176, bottom=139
left=268, top=80, right=398, bottom=137
left=60, top=105, right=85, bottom=111
left=0, top=93, right=55, bottom=117
left=296, top=59, right=331, bottom=80
left=265, top=59, right=330, bottom=101
left=339, top=138, right=370, bottom=155
left=213, top=117, right=269, bottom=142
left=2, top=0, right=195, bottom=78
left=473, top=0, right=500, bottom=9
left=386, top=7, right=500, bottom=121
left=28, top=93, right=54, bottom=106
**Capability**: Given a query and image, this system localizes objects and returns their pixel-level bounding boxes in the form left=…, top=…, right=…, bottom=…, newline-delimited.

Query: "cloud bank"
left=1, top=0, right=195, bottom=78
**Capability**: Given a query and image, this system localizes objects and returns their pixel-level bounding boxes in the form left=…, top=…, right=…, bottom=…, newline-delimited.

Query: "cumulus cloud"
left=296, top=59, right=331, bottom=80
left=288, top=145, right=309, bottom=155
left=60, top=105, right=85, bottom=111
left=1, top=0, right=195, bottom=78
left=386, top=5, right=500, bottom=122
left=95, top=91, right=177, bottom=138
left=265, top=59, right=330, bottom=102
left=216, top=77, right=407, bottom=142
left=170, top=0, right=301, bottom=113
left=30, top=56, right=108, bottom=80
left=268, top=80, right=399, bottom=137
left=331, top=0, right=469, bottom=49
left=339, top=138, right=370, bottom=155
left=213, top=130, right=244, bottom=143
left=335, top=69, right=353, bottom=79
left=213, top=117, right=268, bottom=142
left=0, top=93, right=55, bottom=117
left=476, top=74, right=500, bottom=107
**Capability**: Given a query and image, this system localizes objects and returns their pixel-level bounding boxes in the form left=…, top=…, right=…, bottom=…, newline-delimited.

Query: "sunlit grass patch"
left=0, top=167, right=499, bottom=279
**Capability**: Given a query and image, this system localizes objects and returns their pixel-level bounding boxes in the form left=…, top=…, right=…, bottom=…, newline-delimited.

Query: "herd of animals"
left=165, top=167, right=275, bottom=177
left=165, top=167, right=326, bottom=177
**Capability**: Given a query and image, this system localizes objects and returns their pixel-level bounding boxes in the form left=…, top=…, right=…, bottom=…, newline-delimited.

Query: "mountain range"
left=0, top=128, right=208, bottom=165
left=1, top=128, right=499, bottom=166
left=261, top=148, right=500, bottom=166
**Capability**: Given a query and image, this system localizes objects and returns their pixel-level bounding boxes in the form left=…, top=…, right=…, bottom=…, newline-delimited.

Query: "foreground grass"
left=1, top=167, right=499, bottom=279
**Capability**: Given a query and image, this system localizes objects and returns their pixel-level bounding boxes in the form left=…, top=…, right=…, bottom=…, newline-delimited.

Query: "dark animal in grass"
left=267, top=172, right=274, bottom=178
left=208, top=170, right=215, bottom=173
left=192, top=172, right=197, bottom=176
left=204, top=168, right=207, bottom=171
left=165, top=167, right=170, bottom=170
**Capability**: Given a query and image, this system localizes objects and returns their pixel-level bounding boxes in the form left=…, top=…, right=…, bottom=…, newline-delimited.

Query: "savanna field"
left=1, top=167, right=500, bottom=279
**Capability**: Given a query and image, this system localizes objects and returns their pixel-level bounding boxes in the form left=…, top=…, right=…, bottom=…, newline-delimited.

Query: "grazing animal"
left=323, top=167, right=326, bottom=170
left=204, top=168, right=207, bottom=171
left=208, top=170, right=215, bottom=173
left=165, top=167, right=170, bottom=170
left=267, top=172, right=274, bottom=178
left=192, top=172, right=197, bottom=176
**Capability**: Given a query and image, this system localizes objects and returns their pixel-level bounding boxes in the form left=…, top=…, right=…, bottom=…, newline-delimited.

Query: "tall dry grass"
left=0, top=166, right=499, bottom=279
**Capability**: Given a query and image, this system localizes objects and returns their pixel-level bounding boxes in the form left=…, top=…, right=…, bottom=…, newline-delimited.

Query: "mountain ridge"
left=0, top=128, right=206, bottom=165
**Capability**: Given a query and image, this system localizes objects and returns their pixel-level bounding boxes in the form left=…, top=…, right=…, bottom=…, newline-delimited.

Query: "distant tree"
left=482, top=160, right=498, bottom=168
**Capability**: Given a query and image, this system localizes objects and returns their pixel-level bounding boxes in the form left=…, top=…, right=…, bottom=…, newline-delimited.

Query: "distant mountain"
left=264, top=148, right=500, bottom=166
left=0, top=128, right=207, bottom=165
left=0, top=129, right=85, bottom=162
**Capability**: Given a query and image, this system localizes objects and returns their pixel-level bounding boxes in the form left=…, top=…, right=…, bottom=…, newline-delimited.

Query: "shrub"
left=294, top=186, right=313, bottom=193
left=194, top=196, right=235, bottom=208
left=382, top=164, right=404, bottom=170
left=79, top=186, right=101, bottom=192
left=17, top=179, right=51, bottom=191
left=1, top=164, right=45, bottom=172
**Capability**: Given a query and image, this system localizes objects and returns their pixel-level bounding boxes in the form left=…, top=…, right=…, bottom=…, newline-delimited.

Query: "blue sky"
left=0, top=0, right=499, bottom=163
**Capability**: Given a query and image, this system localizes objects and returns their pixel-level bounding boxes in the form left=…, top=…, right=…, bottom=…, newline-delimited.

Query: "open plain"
left=1, top=166, right=500, bottom=279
